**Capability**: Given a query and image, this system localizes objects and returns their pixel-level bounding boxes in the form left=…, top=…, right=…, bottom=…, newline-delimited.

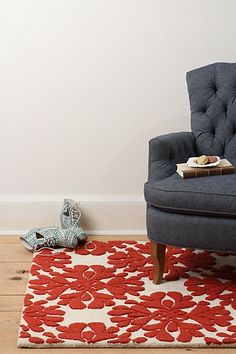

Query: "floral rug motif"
left=17, top=241, right=236, bottom=347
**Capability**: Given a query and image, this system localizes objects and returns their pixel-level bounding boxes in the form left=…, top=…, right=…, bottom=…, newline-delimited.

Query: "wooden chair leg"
left=150, top=241, right=166, bottom=284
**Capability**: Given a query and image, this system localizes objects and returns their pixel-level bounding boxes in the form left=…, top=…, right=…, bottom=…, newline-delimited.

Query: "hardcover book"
left=176, top=159, right=235, bottom=179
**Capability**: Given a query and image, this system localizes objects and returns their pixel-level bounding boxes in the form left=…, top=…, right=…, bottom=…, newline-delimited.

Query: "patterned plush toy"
left=20, top=199, right=87, bottom=251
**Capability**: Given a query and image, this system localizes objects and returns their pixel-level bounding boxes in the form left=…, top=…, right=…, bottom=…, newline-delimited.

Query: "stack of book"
left=176, top=159, right=235, bottom=179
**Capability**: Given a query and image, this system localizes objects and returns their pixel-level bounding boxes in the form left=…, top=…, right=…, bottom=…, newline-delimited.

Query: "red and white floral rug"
left=17, top=240, right=236, bottom=348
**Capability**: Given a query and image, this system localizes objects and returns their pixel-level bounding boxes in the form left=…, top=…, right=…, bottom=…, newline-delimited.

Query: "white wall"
left=0, top=1, right=235, bottom=233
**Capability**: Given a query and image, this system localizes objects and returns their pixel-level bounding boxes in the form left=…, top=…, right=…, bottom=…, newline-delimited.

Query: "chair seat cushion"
left=144, top=160, right=236, bottom=218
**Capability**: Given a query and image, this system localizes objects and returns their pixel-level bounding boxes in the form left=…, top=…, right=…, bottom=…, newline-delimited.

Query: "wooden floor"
left=0, top=235, right=234, bottom=354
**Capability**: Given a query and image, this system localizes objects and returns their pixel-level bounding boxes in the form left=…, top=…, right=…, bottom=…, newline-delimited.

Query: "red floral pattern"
left=185, top=275, right=236, bottom=310
left=17, top=241, right=236, bottom=348
left=31, top=249, right=72, bottom=276
left=73, top=240, right=137, bottom=256
left=29, top=264, right=144, bottom=309
left=217, top=325, right=236, bottom=344
left=20, top=294, right=65, bottom=333
left=164, top=247, right=215, bottom=281
left=107, top=243, right=216, bottom=281
left=57, top=322, right=119, bottom=343
left=108, top=292, right=231, bottom=343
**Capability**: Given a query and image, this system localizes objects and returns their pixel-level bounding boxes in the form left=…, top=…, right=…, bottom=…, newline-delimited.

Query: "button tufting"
left=202, top=108, right=206, bottom=113
left=212, top=83, right=217, bottom=91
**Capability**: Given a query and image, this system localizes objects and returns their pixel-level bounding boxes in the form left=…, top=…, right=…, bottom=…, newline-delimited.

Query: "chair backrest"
left=186, top=62, right=236, bottom=159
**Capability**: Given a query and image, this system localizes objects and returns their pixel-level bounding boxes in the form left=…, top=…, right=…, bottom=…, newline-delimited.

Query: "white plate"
left=187, top=156, right=220, bottom=168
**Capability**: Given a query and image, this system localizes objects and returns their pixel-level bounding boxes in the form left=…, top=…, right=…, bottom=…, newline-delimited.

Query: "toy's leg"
left=150, top=241, right=166, bottom=284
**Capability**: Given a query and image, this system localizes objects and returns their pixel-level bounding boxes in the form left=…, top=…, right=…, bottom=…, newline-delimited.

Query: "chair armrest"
left=148, top=132, right=196, bottom=181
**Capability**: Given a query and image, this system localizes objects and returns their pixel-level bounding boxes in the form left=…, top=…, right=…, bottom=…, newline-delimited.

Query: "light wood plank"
left=0, top=243, right=33, bottom=262
left=0, top=236, right=147, bottom=262
left=0, top=296, right=24, bottom=312
left=0, top=263, right=30, bottom=295
left=0, top=235, right=21, bottom=244
left=88, top=235, right=147, bottom=241
left=0, top=235, right=147, bottom=244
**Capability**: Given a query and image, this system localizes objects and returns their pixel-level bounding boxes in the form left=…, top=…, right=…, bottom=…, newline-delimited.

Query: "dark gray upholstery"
left=145, top=161, right=236, bottom=217
left=147, top=206, right=236, bottom=252
left=148, top=132, right=196, bottom=181
left=187, top=63, right=236, bottom=159
left=145, top=62, right=236, bottom=252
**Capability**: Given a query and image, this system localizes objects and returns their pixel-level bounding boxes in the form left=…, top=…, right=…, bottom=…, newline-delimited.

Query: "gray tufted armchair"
left=144, top=62, right=236, bottom=284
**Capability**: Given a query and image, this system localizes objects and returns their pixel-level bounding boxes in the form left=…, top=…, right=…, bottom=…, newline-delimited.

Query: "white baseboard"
left=0, top=195, right=146, bottom=236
